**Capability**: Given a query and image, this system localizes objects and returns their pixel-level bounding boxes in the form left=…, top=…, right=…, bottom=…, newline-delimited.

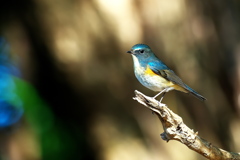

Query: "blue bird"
left=127, top=44, right=206, bottom=102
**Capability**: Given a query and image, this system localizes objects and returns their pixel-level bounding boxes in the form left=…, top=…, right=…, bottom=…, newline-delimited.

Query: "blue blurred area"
left=0, top=100, right=23, bottom=128
left=0, top=37, right=80, bottom=160
left=0, top=37, right=23, bottom=128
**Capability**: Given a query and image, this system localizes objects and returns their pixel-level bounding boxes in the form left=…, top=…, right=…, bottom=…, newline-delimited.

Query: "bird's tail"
left=190, top=90, right=206, bottom=101
left=185, top=85, right=206, bottom=101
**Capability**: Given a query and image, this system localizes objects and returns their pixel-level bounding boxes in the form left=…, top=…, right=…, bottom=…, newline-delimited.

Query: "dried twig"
left=133, top=90, right=240, bottom=160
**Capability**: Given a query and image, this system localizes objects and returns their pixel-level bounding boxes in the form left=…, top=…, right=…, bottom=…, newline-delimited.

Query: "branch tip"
left=132, top=90, right=240, bottom=160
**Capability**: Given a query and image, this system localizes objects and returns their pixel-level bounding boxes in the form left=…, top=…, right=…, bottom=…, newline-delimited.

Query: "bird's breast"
left=134, top=66, right=173, bottom=92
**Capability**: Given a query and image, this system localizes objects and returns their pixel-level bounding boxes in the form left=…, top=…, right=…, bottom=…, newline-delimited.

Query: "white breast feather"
left=132, top=55, right=172, bottom=92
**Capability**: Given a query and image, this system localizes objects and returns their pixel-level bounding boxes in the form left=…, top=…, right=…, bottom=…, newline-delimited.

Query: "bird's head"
left=127, top=44, right=153, bottom=59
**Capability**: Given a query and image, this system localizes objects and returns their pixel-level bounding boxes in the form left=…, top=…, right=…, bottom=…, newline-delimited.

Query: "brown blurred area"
left=1, top=0, right=240, bottom=160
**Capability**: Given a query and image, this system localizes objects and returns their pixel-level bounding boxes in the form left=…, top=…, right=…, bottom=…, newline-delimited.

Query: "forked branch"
left=133, top=90, right=240, bottom=160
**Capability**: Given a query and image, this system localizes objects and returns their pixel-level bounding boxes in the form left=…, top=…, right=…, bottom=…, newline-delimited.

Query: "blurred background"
left=0, top=0, right=240, bottom=160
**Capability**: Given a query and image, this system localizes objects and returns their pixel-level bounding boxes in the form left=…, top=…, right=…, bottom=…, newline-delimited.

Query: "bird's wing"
left=148, top=62, right=207, bottom=101
left=148, top=63, right=187, bottom=89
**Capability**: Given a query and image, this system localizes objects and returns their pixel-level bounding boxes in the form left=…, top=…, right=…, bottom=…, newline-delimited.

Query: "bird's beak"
left=126, top=51, right=132, bottom=54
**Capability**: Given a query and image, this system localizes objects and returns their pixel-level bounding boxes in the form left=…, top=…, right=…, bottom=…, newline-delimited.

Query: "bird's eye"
left=140, top=50, right=144, bottom=53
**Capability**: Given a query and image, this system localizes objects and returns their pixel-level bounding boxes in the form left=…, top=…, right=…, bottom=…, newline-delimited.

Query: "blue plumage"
left=127, top=44, right=206, bottom=101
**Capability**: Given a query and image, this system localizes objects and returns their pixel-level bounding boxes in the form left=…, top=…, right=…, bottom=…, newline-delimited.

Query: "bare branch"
left=133, top=90, right=240, bottom=160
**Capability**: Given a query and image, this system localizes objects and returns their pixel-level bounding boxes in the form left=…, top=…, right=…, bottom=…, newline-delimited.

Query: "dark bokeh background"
left=0, top=0, right=240, bottom=160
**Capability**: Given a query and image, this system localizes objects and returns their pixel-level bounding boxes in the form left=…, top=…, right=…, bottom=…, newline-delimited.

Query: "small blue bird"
left=127, top=44, right=206, bottom=102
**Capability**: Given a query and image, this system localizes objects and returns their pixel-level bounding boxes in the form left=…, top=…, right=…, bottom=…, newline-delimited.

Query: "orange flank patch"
left=144, top=66, right=158, bottom=76
left=144, top=66, right=188, bottom=93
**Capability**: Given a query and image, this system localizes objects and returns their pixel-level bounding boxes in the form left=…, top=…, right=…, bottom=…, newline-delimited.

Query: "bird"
left=127, top=44, right=206, bottom=102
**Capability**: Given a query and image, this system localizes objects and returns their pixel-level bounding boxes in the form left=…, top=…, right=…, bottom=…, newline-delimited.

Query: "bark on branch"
left=133, top=90, right=240, bottom=160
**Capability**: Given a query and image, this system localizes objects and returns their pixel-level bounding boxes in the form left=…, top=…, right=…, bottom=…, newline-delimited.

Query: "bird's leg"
left=153, top=88, right=167, bottom=99
left=159, top=92, right=166, bottom=103
left=153, top=89, right=168, bottom=107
